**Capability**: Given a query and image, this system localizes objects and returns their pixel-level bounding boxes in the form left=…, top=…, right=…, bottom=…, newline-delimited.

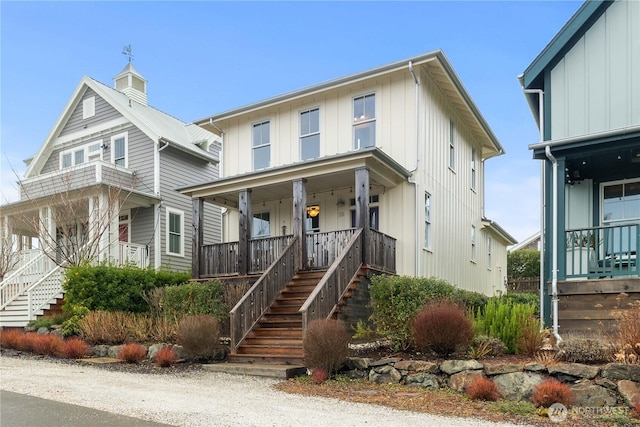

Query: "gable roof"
left=195, top=50, right=505, bottom=160
left=25, top=75, right=220, bottom=178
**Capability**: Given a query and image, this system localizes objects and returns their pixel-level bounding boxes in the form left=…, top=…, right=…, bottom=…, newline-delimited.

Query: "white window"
left=424, top=192, right=432, bottom=249
left=602, top=179, right=640, bottom=224
left=252, top=212, right=271, bottom=238
left=82, top=96, right=95, bottom=120
left=471, top=225, right=477, bottom=262
left=59, top=140, right=103, bottom=170
left=166, top=207, right=184, bottom=257
left=487, top=235, right=492, bottom=269
left=471, top=147, right=477, bottom=190
left=353, top=94, right=375, bottom=149
left=449, top=120, right=456, bottom=170
left=111, top=133, right=127, bottom=168
left=87, top=142, right=102, bottom=161
left=61, top=152, right=72, bottom=169
left=300, top=108, right=320, bottom=160
left=252, top=121, right=270, bottom=170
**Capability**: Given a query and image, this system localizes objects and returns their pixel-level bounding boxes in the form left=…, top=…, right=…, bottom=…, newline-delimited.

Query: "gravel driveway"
left=0, top=356, right=525, bottom=427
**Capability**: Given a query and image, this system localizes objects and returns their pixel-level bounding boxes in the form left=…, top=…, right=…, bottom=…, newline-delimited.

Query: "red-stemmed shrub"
left=32, top=334, right=64, bottom=356
left=531, top=379, right=574, bottom=408
left=303, top=319, right=350, bottom=376
left=412, top=300, right=473, bottom=357
left=118, top=343, right=147, bottom=363
left=15, top=332, right=38, bottom=352
left=0, top=329, right=23, bottom=349
left=632, top=400, right=640, bottom=419
left=311, top=369, right=329, bottom=384
left=154, top=347, right=178, bottom=368
left=58, top=338, right=90, bottom=359
left=465, top=377, right=501, bottom=401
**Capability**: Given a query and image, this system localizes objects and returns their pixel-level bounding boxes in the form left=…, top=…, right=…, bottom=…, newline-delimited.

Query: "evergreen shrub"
left=473, top=297, right=536, bottom=354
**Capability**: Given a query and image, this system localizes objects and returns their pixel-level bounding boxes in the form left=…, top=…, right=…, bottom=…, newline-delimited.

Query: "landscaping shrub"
left=473, top=297, right=536, bottom=354
left=148, top=315, right=178, bottom=343
left=501, top=292, right=540, bottom=315
left=58, top=338, right=90, bottom=359
left=556, top=337, right=612, bottom=364
left=633, top=400, right=640, bottom=419
left=612, top=300, right=640, bottom=363
left=412, top=300, right=473, bottom=357
left=311, top=369, right=329, bottom=384
left=0, top=329, right=23, bottom=349
left=465, top=377, right=501, bottom=401
left=154, top=347, right=178, bottom=367
left=517, top=316, right=544, bottom=357
left=161, top=281, right=227, bottom=320
left=370, top=275, right=487, bottom=349
left=507, top=249, right=540, bottom=278
left=32, top=334, right=64, bottom=356
left=118, top=342, right=147, bottom=363
left=64, top=264, right=189, bottom=313
left=303, top=319, right=350, bottom=375
left=177, top=315, right=220, bottom=361
left=15, top=332, right=37, bottom=352
left=78, top=311, right=131, bottom=344
left=60, top=304, right=90, bottom=337
left=27, top=314, right=69, bottom=330
left=467, top=335, right=507, bottom=359
left=223, top=281, right=251, bottom=311
left=531, top=379, right=574, bottom=408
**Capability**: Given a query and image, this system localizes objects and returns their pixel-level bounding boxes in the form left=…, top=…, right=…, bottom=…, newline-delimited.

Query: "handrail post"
left=192, top=197, right=204, bottom=279
left=238, top=189, right=252, bottom=275
left=293, top=179, right=307, bottom=270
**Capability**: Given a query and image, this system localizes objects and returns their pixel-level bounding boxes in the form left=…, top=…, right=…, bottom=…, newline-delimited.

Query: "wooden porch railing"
left=306, top=229, right=358, bottom=268
left=565, top=223, right=639, bottom=279
left=249, top=235, right=293, bottom=273
left=368, top=229, right=397, bottom=273
left=229, top=236, right=299, bottom=352
left=299, top=229, right=363, bottom=331
left=200, top=242, right=239, bottom=276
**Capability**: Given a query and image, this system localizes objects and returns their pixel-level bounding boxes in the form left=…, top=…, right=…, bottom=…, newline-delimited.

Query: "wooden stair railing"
left=229, top=236, right=299, bottom=353
left=299, top=228, right=363, bottom=331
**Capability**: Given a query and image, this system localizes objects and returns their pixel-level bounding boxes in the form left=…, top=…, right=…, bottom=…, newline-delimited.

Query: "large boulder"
left=448, top=370, right=484, bottom=393
left=601, top=364, right=640, bottom=382
left=439, top=360, right=483, bottom=375
left=484, top=363, right=522, bottom=376
left=493, top=372, right=544, bottom=401
left=548, top=363, right=600, bottom=380
left=369, top=365, right=402, bottom=384
left=617, top=380, right=640, bottom=408
left=405, top=372, right=439, bottom=389
left=570, top=382, right=617, bottom=407
left=394, top=360, right=438, bottom=374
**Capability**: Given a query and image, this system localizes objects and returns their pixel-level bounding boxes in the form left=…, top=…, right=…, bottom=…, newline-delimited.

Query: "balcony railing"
left=118, top=242, right=148, bottom=269
left=565, top=223, right=639, bottom=279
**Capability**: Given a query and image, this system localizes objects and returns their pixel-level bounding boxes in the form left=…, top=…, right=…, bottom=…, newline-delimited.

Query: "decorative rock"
left=439, top=360, right=483, bottom=375
left=594, top=378, right=618, bottom=390
left=172, top=345, right=186, bottom=360
left=91, top=345, right=110, bottom=358
left=448, top=370, right=484, bottom=393
left=405, top=373, right=439, bottom=389
left=37, top=327, right=50, bottom=335
left=493, top=372, right=543, bottom=401
left=369, top=357, right=400, bottom=367
left=484, top=363, right=522, bottom=376
left=617, top=380, right=640, bottom=408
left=107, top=345, right=123, bottom=359
left=394, top=360, right=438, bottom=374
left=342, top=369, right=367, bottom=379
left=548, top=363, right=600, bottom=380
left=50, top=329, right=64, bottom=338
left=24, top=326, right=37, bottom=333
left=570, top=382, right=617, bottom=407
left=369, top=365, right=402, bottom=384
left=523, top=363, right=546, bottom=372
left=147, top=343, right=170, bottom=360
left=51, top=325, right=63, bottom=330
left=343, top=357, right=371, bottom=370
left=602, top=364, right=640, bottom=382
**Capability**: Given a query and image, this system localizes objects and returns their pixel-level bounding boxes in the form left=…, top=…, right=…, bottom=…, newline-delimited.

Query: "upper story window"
left=424, top=192, right=432, bottom=250
left=449, top=120, right=456, bottom=170
left=59, top=141, right=103, bottom=170
left=353, top=94, right=375, bottom=149
left=252, top=121, right=270, bottom=170
left=471, top=224, right=477, bottom=262
left=471, top=147, right=477, bottom=190
left=112, top=133, right=127, bottom=168
left=300, top=108, right=320, bottom=160
left=82, top=96, right=95, bottom=120
left=166, top=207, right=184, bottom=257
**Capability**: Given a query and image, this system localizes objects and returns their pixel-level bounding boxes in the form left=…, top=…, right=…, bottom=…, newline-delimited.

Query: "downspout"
left=522, top=86, right=546, bottom=333
left=545, top=145, right=562, bottom=343
left=408, top=61, right=420, bottom=277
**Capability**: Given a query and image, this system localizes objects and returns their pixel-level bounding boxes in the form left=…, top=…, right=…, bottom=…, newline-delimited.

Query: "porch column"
left=98, top=191, right=109, bottom=262
left=238, top=189, right=252, bottom=275
left=355, top=167, right=370, bottom=263
left=293, top=179, right=307, bottom=270
left=192, top=197, right=204, bottom=279
left=109, top=195, right=120, bottom=263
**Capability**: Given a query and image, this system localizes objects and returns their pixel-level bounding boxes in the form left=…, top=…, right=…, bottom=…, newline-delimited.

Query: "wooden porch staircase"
left=227, top=269, right=327, bottom=365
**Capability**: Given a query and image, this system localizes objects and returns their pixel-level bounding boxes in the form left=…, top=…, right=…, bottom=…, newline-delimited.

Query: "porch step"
left=226, top=354, right=306, bottom=366
left=202, top=362, right=306, bottom=379
left=0, top=293, right=63, bottom=328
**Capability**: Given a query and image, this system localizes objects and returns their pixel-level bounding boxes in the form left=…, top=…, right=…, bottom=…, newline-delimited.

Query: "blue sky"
left=0, top=1, right=582, bottom=243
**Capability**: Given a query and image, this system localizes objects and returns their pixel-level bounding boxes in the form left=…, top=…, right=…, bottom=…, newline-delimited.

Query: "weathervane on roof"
left=122, top=44, right=134, bottom=63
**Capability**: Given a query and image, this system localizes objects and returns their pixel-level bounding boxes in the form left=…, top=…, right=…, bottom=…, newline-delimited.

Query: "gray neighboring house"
left=0, top=63, right=221, bottom=327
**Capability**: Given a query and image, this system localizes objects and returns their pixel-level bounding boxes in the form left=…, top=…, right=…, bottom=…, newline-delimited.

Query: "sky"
left=0, top=1, right=583, bottom=244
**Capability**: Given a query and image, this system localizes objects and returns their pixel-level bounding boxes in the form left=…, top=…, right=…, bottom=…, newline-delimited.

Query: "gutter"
left=528, top=125, right=640, bottom=151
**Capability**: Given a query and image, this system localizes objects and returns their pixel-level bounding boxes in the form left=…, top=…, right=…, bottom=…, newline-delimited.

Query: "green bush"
left=161, top=281, right=227, bottom=320
left=501, top=292, right=540, bottom=314
left=473, top=297, right=536, bottom=354
left=63, top=264, right=190, bottom=313
left=507, top=249, right=540, bottom=278
left=369, top=275, right=488, bottom=349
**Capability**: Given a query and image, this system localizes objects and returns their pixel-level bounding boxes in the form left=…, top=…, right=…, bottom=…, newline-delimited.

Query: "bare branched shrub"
left=303, top=319, right=350, bottom=375
left=612, top=300, right=640, bottom=364
left=177, top=315, right=220, bottom=361
left=0, top=221, right=19, bottom=281
left=413, top=300, right=473, bottom=357
left=224, top=281, right=251, bottom=310
left=149, top=315, right=178, bottom=343
left=142, top=287, right=165, bottom=318
left=78, top=311, right=131, bottom=344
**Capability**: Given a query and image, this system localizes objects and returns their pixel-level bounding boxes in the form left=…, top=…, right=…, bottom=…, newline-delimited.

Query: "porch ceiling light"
left=306, top=205, right=320, bottom=218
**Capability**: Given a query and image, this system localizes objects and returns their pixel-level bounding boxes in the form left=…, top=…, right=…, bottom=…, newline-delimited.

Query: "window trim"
left=166, top=207, right=184, bottom=257
left=82, top=96, right=95, bottom=120
left=252, top=120, right=271, bottom=171
left=471, top=224, right=477, bottom=262
left=471, top=146, right=477, bottom=191
left=449, top=119, right=456, bottom=171
left=487, top=235, right=492, bottom=270
left=424, top=192, right=432, bottom=250
left=299, top=107, right=320, bottom=161
left=59, top=140, right=104, bottom=170
left=111, top=132, right=128, bottom=168
left=352, top=93, right=376, bottom=150
left=600, top=178, right=640, bottom=224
